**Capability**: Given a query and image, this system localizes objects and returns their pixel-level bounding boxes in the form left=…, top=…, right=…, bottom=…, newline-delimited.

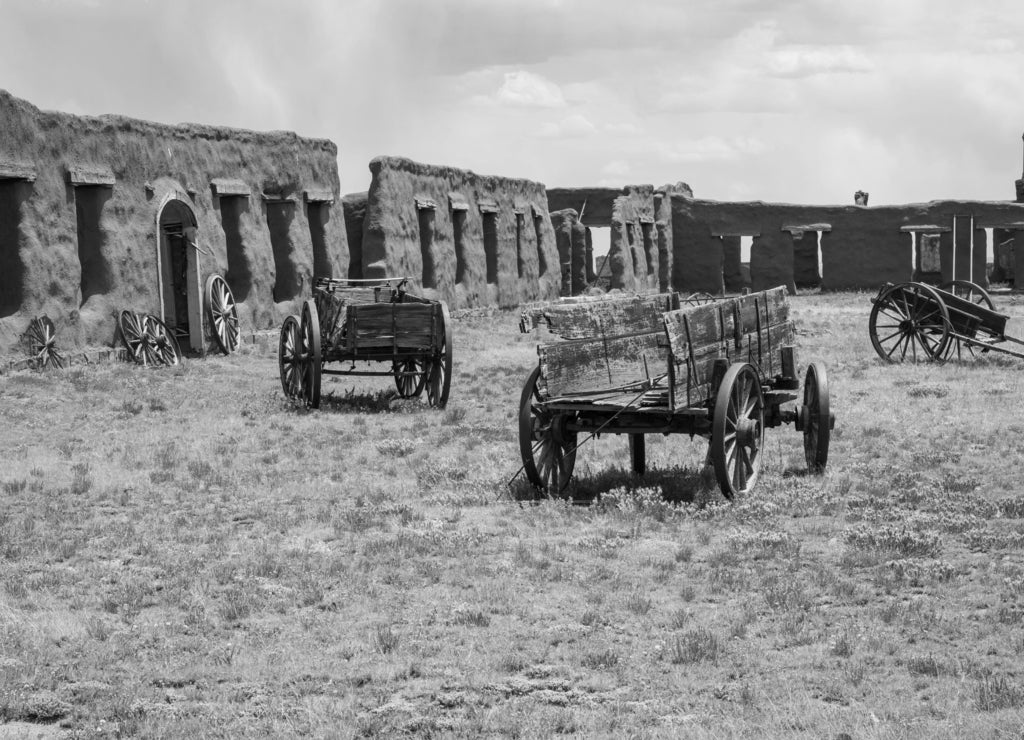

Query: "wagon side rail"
left=521, top=292, right=680, bottom=336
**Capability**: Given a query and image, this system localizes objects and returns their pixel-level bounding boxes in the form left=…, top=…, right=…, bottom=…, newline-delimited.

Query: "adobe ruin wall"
left=352, top=156, right=560, bottom=309
left=0, top=89, right=346, bottom=354
left=670, top=196, right=1024, bottom=294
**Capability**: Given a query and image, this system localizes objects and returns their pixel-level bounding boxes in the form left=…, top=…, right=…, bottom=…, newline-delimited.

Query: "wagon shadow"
left=286, top=388, right=427, bottom=415
left=511, top=466, right=717, bottom=507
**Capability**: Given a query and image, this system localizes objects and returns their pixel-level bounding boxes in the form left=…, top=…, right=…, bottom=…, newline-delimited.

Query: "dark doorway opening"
left=0, top=179, right=30, bottom=318
left=418, top=206, right=436, bottom=289
left=266, top=200, right=300, bottom=302
left=75, top=185, right=113, bottom=307
left=515, top=212, right=526, bottom=279
left=534, top=214, right=548, bottom=278
left=454, top=208, right=468, bottom=284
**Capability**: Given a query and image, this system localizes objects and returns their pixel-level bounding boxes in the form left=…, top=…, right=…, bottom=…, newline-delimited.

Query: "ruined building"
left=0, top=89, right=345, bottom=353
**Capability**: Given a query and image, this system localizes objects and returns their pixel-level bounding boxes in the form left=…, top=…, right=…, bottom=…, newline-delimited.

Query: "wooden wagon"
left=868, top=280, right=1024, bottom=362
left=518, top=287, right=833, bottom=498
left=278, top=277, right=452, bottom=409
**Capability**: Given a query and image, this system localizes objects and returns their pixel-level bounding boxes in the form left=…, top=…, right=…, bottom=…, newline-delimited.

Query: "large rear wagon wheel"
left=393, top=358, right=427, bottom=398
left=205, top=274, right=240, bottom=355
left=710, top=363, right=764, bottom=499
left=426, top=303, right=452, bottom=408
left=518, top=366, right=576, bottom=494
left=801, top=362, right=831, bottom=473
left=868, top=282, right=950, bottom=363
left=299, top=299, right=322, bottom=409
left=278, top=315, right=303, bottom=400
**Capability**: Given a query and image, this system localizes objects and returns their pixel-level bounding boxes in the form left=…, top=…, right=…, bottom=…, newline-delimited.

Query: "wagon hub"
left=735, top=417, right=760, bottom=449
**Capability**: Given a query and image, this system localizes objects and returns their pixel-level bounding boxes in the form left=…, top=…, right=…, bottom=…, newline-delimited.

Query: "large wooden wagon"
left=868, top=280, right=1024, bottom=362
left=278, top=277, right=452, bottom=409
left=518, top=287, right=834, bottom=498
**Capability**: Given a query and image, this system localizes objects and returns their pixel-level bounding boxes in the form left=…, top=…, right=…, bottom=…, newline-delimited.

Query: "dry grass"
left=2, top=292, right=1024, bottom=737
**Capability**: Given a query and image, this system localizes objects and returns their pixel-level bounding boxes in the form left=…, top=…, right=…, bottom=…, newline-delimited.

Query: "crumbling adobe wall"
left=0, top=89, right=345, bottom=354
left=670, top=196, right=1024, bottom=292
left=358, top=156, right=558, bottom=309
left=549, top=209, right=588, bottom=295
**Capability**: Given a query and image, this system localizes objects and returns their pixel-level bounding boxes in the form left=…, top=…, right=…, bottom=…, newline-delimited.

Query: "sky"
left=2, top=0, right=1024, bottom=208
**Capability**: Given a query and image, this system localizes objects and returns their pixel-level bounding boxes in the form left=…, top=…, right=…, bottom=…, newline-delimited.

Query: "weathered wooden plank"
left=346, top=303, right=438, bottom=352
left=670, top=342, right=731, bottom=410
left=736, top=321, right=796, bottom=378
left=539, top=332, right=670, bottom=399
left=733, top=286, right=788, bottom=339
left=533, top=293, right=678, bottom=339
left=663, top=302, right=726, bottom=350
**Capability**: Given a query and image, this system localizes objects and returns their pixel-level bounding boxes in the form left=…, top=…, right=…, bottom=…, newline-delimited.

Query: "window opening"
left=590, top=227, right=611, bottom=291
left=740, top=236, right=754, bottom=291
left=266, top=199, right=300, bottom=302
left=218, top=196, right=252, bottom=302
left=75, top=185, right=113, bottom=307
left=483, top=211, right=498, bottom=285
left=453, top=208, right=468, bottom=284
left=515, top=212, right=525, bottom=278
left=640, top=221, right=656, bottom=277
left=534, top=214, right=548, bottom=278
left=307, top=201, right=332, bottom=280
left=417, top=204, right=436, bottom=289
left=0, top=179, right=29, bottom=318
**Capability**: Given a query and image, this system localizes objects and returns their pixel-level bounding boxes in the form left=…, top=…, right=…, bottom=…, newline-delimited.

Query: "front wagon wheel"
left=710, top=362, right=764, bottom=499
left=426, top=303, right=452, bottom=408
left=518, top=366, right=576, bottom=494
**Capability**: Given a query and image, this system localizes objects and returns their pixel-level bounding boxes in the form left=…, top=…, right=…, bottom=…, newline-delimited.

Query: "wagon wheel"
left=425, top=303, right=452, bottom=408
left=205, top=274, right=240, bottom=355
left=937, top=279, right=994, bottom=310
left=118, top=311, right=148, bottom=365
left=393, top=358, right=427, bottom=398
left=683, top=292, right=716, bottom=306
left=868, top=282, right=950, bottom=363
left=22, top=316, right=64, bottom=370
left=299, top=299, right=322, bottom=409
left=629, top=434, right=646, bottom=475
left=518, top=366, right=577, bottom=493
left=801, top=362, right=831, bottom=474
left=278, top=315, right=303, bottom=400
left=710, top=363, right=764, bottom=499
left=143, top=315, right=182, bottom=366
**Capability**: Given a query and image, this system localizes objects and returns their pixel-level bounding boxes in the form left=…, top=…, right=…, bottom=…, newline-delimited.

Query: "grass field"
left=2, top=291, right=1024, bottom=738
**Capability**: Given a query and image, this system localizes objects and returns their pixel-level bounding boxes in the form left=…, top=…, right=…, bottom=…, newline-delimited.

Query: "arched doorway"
left=157, top=197, right=203, bottom=352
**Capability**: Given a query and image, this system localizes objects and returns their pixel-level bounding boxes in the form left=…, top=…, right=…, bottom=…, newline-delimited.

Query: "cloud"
left=494, top=71, right=566, bottom=108
left=767, top=45, right=873, bottom=78
left=538, top=114, right=597, bottom=138
left=658, top=136, right=766, bottom=163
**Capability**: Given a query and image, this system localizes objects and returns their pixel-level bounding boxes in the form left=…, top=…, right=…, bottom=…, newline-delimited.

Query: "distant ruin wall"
left=670, top=196, right=1024, bottom=293
left=358, top=156, right=559, bottom=309
left=0, top=90, right=345, bottom=354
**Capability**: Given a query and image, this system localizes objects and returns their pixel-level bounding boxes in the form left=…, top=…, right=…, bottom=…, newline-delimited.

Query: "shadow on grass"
left=283, top=388, right=427, bottom=415
left=508, top=465, right=718, bottom=506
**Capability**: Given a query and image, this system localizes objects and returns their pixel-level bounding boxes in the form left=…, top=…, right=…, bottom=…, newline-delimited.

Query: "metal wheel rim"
left=518, top=366, right=577, bottom=493
left=143, top=315, right=182, bottom=366
left=278, top=315, right=303, bottom=399
left=206, top=274, right=240, bottom=355
left=868, top=283, right=950, bottom=363
left=711, top=363, right=764, bottom=499
left=938, top=279, right=994, bottom=310
left=24, top=316, right=64, bottom=370
left=300, top=299, right=322, bottom=409
left=426, top=303, right=453, bottom=408
left=393, top=358, right=427, bottom=398
left=803, top=362, right=830, bottom=473
left=119, top=311, right=148, bottom=365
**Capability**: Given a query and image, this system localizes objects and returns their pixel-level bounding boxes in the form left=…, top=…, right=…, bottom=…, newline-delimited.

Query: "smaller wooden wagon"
left=278, top=277, right=452, bottom=409
left=519, top=287, right=833, bottom=498
left=868, top=280, right=1024, bottom=362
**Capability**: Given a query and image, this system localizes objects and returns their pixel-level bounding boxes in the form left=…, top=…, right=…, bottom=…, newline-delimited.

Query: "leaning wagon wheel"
left=204, top=274, right=240, bottom=355
left=278, top=315, right=303, bottom=400
left=938, top=279, right=994, bottom=310
left=22, top=316, right=64, bottom=370
left=683, top=292, right=717, bottom=306
left=118, top=311, right=148, bottom=365
left=426, top=302, right=453, bottom=408
left=518, top=366, right=577, bottom=494
left=299, top=299, right=322, bottom=409
left=801, top=362, right=831, bottom=474
left=868, top=282, right=950, bottom=363
left=629, top=434, right=646, bottom=475
left=393, top=358, right=427, bottom=398
left=710, top=362, right=764, bottom=499
left=143, top=315, right=182, bottom=366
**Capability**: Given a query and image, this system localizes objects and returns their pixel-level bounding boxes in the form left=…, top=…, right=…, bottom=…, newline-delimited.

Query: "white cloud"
left=767, top=45, right=873, bottom=78
left=658, top=136, right=766, bottom=164
left=538, top=114, right=597, bottom=138
left=495, top=71, right=566, bottom=108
